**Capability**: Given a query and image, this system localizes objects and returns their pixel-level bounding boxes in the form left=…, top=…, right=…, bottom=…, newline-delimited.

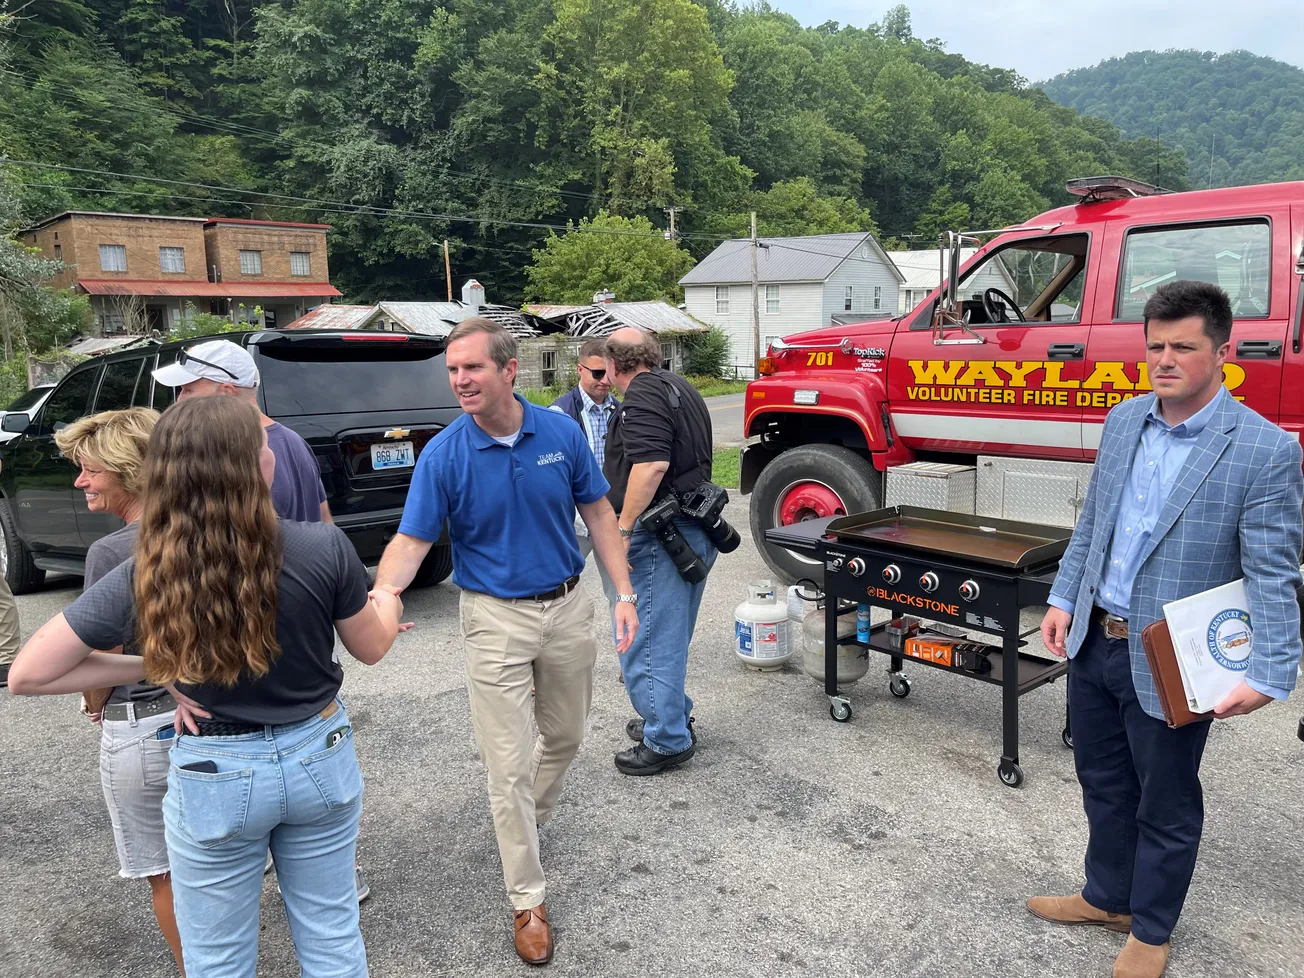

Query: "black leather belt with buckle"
left=1092, top=607, right=1129, bottom=640
left=101, top=695, right=177, bottom=722
left=190, top=700, right=341, bottom=737
left=521, top=575, right=582, bottom=603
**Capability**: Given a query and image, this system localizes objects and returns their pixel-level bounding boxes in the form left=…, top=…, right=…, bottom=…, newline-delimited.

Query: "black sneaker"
left=626, top=715, right=696, bottom=744
left=0, top=663, right=9, bottom=689
left=614, top=742, right=695, bottom=776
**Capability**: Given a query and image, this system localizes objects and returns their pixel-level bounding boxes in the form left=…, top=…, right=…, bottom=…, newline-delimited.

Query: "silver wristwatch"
left=617, top=593, right=638, bottom=604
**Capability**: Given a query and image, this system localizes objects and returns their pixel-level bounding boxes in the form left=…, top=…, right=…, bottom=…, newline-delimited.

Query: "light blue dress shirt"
left=1050, top=388, right=1288, bottom=699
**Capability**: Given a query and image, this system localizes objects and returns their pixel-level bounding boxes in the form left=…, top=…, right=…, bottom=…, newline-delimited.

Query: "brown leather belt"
left=1092, top=607, right=1129, bottom=640
left=192, top=699, right=340, bottom=737
left=520, top=575, right=582, bottom=603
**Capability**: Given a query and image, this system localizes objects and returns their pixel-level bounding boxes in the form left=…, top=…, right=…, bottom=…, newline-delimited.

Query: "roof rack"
left=1065, top=175, right=1172, bottom=202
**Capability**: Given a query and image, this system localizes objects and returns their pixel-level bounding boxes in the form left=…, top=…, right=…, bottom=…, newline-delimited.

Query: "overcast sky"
left=771, top=1, right=1303, bottom=82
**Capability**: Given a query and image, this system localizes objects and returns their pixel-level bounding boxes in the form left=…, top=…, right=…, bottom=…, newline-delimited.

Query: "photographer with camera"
left=603, top=328, right=739, bottom=776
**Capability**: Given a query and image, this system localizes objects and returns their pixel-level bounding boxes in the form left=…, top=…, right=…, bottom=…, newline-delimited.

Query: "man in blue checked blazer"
left=1030, top=281, right=1303, bottom=978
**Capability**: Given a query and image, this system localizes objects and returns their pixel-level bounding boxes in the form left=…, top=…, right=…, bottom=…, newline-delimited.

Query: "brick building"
left=23, top=211, right=342, bottom=335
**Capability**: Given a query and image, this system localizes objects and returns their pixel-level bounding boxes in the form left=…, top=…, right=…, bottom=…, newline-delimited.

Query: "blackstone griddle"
left=767, top=505, right=1074, bottom=788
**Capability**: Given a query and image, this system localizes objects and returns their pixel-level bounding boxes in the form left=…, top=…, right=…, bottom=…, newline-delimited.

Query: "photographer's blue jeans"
left=163, top=700, right=366, bottom=978
left=611, top=519, right=717, bottom=755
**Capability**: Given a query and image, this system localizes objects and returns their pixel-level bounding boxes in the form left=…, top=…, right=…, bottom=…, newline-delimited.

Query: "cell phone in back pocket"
left=180, top=760, right=218, bottom=774
left=326, top=726, right=350, bottom=749
left=156, top=726, right=177, bottom=740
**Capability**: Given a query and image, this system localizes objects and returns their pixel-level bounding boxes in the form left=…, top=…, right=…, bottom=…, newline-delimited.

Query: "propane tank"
left=802, top=603, right=871, bottom=686
left=734, top=580, right=792, bottom=671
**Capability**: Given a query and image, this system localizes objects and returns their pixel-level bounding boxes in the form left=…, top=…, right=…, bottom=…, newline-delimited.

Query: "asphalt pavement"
left=2, top=499, right=1303, bottom=977
left=705, top=393, right=745, bottom=448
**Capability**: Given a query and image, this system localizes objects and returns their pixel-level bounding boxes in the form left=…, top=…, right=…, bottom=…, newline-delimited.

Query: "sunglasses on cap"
left=177, top=347, right=239, bottom=382
left=579, top=364, right=607, bottom=380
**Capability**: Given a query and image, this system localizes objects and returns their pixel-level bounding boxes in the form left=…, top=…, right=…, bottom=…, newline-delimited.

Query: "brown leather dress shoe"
left=1026, top=892, right=1132, bottom=932
left=1114, top=935, right=1169, bottom=978
left=514, top=903, right=553, bottom=966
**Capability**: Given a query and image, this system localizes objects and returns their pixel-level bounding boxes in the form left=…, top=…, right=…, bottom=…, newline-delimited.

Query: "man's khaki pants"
left=0, top=575, right=20, bottom=669
left=460, top=584, right=598, bottom=910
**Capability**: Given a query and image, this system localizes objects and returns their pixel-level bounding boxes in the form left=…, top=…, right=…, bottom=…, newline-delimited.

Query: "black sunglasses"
left=177, top=347, right=239, bottom=382
left=579, top=364, right=607, bottom=380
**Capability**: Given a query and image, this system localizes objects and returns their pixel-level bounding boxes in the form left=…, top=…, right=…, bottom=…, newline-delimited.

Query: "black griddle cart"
left=767, top=506, right=1073, bottom=788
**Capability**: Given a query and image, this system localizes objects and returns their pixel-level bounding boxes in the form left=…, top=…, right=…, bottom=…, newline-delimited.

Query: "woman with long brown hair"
left=11, top=396, right=402, bottom=977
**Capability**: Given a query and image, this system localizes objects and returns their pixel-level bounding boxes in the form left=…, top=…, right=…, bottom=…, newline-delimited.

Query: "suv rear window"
left=257, top=342, right=450, bottom=416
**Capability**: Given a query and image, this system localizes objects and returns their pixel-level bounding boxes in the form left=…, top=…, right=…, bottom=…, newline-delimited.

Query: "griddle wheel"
left=830, top=699, right=852, bottom=723
left=998, top=761, right=1024, bottom=788
left=889, top=676, right=911, bottom=699
left=1061, top=727, right=1073, bottom=750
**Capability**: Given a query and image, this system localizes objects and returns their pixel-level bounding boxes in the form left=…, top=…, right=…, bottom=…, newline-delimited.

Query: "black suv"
left=0, top=329, right=458, bottom=593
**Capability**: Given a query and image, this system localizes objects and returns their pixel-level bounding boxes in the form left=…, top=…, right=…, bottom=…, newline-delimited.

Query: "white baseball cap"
left=153, top=339, right=260, bottom=389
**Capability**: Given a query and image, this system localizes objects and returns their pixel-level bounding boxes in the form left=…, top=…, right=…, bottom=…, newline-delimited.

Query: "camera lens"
left=657, top=523, right=707, bottom=583
left=702, top=516, right=741, bottom=553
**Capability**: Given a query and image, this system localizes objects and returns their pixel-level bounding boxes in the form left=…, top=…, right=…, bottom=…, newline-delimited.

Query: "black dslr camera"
left=640, top=482, right=741, bottom=584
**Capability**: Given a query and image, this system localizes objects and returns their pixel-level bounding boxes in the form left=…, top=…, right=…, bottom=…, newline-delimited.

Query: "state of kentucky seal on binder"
left=1206, top=609, right=1252, bottom=673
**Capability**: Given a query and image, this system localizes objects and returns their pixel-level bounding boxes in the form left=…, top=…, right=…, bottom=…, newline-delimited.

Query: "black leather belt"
left=520, top=575, right=582, bottom=603
left=190, top=700, right=341, bottom=737
left=102, top=695, right=176, bottom=722
left=1092, top=607, right=1129, bottom=640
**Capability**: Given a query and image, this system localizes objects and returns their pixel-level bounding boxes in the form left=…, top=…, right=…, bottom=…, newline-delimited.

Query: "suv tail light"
left=341, top=333, right=409, bottom=342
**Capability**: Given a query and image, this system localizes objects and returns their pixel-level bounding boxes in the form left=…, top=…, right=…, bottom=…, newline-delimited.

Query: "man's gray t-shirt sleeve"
left=64, top=560, right=135, bottom=652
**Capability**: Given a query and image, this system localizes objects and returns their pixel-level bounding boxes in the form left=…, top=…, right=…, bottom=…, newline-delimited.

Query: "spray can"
left=856, top=602, right=871, bottom=644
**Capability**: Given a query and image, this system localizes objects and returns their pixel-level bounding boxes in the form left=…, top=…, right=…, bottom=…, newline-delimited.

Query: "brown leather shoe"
left=1026, top=892, right=1132, bottom=932
left=1113, top=935, right=1169, bottom=978
left=513, top=903, right=553, bottom=966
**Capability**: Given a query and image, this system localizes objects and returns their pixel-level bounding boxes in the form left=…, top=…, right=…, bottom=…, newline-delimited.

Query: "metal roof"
left=65, top=335, right=158, bottom=356
left=285, top=305, right=376, bottom=330
left=370, top=301, right=543, bottom=338
left=680, top=232, right=904, bottom=286
left=887, top=248, right=982, bottom=291
left=528, top=301, right=707, bottom=337
left=78, top=279, right=342, bottom=298
left=23, top=211, right=208, bottom=232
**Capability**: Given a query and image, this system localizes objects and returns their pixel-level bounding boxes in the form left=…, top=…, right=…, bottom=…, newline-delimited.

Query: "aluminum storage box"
left=975, top=456, right=1095, bottom=528
left=884, top=462, right=976, bottom=513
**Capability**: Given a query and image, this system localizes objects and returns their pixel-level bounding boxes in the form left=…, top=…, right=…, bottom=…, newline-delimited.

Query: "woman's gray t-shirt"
left=66, top=520, right=370, bottom=725
left=84, top=522, right=164, bottom=706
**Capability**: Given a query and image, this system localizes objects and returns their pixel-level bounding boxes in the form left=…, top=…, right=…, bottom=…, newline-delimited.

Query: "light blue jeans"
left=163, top=699, right=366, bottom=978
left=609, top=518, right=717, bottom=755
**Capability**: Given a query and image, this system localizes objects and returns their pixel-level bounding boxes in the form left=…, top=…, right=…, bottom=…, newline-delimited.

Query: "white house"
left=680, top=231, right=904, bottom=377
left=888, top=248, right=1016, bottom=315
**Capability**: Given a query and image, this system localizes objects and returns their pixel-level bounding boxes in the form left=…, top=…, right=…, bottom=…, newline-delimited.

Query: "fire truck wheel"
left=750, top=444, right=882, bottom=583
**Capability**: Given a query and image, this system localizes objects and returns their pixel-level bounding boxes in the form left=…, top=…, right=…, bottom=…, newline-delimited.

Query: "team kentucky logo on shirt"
left=537, top=451, right=566, bottom=466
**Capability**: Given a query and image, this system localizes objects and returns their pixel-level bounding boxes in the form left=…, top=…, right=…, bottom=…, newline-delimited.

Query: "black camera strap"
left=651, top=371, right=711, bottom=499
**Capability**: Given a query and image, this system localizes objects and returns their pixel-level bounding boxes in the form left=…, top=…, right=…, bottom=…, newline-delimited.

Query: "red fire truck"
left=744, top=176, right=1304, bottom=581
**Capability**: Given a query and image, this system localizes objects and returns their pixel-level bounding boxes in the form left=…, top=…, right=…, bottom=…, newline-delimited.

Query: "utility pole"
left=750, top=210, right=760, bottom=378
left=664, top=206, right=679, bottom=241
left=443, top=240, right=452, bottom=301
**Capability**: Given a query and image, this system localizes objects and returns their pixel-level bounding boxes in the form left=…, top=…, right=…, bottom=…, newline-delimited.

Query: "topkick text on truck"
left=743, top=175, right=1304, bottom=582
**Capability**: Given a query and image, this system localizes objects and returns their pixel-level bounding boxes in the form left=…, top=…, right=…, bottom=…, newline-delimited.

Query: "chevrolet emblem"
left=383, top=427, right=410, bottom=440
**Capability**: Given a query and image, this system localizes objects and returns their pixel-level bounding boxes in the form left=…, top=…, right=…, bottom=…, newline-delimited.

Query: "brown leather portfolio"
left=1140, top=620, right=1213, bottom=729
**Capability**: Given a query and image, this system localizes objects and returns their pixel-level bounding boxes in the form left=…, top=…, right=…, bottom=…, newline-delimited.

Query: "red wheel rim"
left=778, top=481, right=847, bottom=525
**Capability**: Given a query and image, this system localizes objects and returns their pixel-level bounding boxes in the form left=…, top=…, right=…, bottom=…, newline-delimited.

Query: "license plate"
left=371, top=441, right=414, bottom=470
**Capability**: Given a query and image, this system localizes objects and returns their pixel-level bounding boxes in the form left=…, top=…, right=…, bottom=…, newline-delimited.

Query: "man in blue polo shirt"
left=376, top=318, right=637, bottom=967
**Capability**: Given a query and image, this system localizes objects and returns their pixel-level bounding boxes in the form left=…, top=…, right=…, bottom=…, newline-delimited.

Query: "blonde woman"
left=13, top=396, right=403, bottom=977
left=54, top=408, right=189, bottom=971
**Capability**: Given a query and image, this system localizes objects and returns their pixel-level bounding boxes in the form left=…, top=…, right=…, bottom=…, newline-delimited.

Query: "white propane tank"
left=735, top=580, right=792, bottom=671
left=802, top=604, right=871, bottom=686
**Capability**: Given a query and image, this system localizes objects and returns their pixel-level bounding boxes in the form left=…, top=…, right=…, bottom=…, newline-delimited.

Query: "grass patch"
left=713, top=446, right=740, bottom=489
left=520, top=386, right=570, bottom=407
left=685, top=375, right=748, bottom=398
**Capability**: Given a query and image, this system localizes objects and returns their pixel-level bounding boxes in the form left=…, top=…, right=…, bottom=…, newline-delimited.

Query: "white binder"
left=1161, top=579, right=1252, bottom=713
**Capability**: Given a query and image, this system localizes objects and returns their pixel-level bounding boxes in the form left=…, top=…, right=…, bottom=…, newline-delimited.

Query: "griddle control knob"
left=847, top=557, right=866, bottom=577
left=919, top=571, right=940, bottom=593
left=959, top=579, right=981, bottom=602
left=881, top=564, right=902, bottom=585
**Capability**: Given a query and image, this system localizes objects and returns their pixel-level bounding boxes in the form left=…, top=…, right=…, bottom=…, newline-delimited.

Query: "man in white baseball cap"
left=153, top=340, right=330, bottom=525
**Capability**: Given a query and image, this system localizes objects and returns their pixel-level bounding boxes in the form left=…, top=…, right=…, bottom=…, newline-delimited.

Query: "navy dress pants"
left=1068, top=623, right=1212, bottom=945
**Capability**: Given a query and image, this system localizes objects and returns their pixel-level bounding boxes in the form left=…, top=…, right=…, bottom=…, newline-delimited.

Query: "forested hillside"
left=1042, top=50, right=1304, bottom=189
left=1, top=1, right=1189, bottom=306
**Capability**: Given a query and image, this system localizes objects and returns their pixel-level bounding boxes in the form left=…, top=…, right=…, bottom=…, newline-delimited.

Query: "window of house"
left=99, top=244, right=127, bottom=272
left=239, top=250, right=263, bottom=275
left=661, top=342, right=673, bottom=371
left=541, top=349, right=557, bottom=387
left=844, top=286, right=853, bottom=312
left=53, top=244, right=62, bottom=261
left=715, top=285, right=729, bottom=315
left=873, top=286, right=882, bottom=311
left=1116, top=220, right=1271, bottom=320
left=159, top=246, right=185, bottom=273
left=765, top=284, right=780, bottom=314
left=99, top=312, right=127, bottom=335
left=290, top=252, right=311, bottom=276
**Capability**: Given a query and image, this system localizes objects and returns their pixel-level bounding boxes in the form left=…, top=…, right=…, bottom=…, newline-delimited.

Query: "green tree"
left=524, top=212, right=695, bottom=304
left=704, top=177, right=874, bottom=239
